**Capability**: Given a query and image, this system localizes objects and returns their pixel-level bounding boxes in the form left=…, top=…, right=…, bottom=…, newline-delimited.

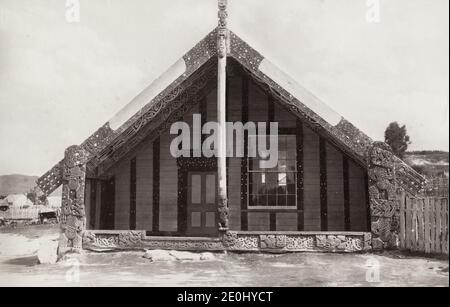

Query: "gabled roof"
left=37, top=28, right=425, bottom=196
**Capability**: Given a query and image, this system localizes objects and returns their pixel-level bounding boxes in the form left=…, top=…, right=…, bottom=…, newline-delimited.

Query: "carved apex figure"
left=217, top=0, right=229, bottom=58
left=218, top=0, right=228, bottom=27
left=59, top=145, right=88, bottom=257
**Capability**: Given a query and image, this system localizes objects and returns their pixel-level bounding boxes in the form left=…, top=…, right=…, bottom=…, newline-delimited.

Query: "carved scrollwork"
left=260, top=235, right=287, bottom=249
left=367, top=142, right=398, bottom=250
left=217, top=0, right=228, bottom=59
left=222, top=231, right=238, bottom=247
left=118, top=231, right=144, bottom=247
left=217, top=196, right=229, bottom=231
left=371, top=199, right=396, bottom=218
left=58, top=145, right=87, bottom=257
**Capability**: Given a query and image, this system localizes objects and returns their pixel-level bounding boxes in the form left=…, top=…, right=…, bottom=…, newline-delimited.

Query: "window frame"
left=247, top=134, right=298, bottom=210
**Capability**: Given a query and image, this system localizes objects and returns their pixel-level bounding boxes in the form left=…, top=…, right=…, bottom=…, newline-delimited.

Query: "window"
left=248, top=135, right=297, bottom=209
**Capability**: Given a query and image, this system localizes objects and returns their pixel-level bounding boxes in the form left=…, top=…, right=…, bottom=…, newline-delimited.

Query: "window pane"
left=277, top=195, right=286, bottom=207
left=287, top=183, right=296, bottom=195
left=268, top=195, right=277, bottom=206
left=287, top=195, right=296, bottom=207
left=252, top=172, right=267, bottom=194
left=278, top=173, right=287, bottom=186
left=286, top=159, right=296, bottom=171
left=258, top=195, right=267, bottom=206
left=266, top=173, right=277, bottom=194
left=278, top=159, right=287, bottom=172
left=287, top=173, right=296, bottom=194
left=249, top=195, right=257, bottom=207
left=278, top=173, right=287, bottom=194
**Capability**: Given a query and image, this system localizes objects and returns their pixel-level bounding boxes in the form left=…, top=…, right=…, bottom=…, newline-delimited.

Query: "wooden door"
left=186, top=172, right=218, bottom=237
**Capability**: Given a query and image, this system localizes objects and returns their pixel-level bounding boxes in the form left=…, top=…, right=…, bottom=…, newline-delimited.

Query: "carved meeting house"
left=37, top=1, right=425, bottom=256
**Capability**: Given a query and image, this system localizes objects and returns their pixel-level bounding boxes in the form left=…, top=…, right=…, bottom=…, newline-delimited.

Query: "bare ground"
left=0, top=225, right=448, bottom=287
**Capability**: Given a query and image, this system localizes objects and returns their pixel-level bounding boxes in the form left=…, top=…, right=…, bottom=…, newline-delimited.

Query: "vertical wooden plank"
left=89, top=179, right=97, bottom=230
left=269, top=212, right=276, bottom=231
left=442, top=198, right=446, bottom=255
left=429, top=198, right=436, bottom=253
left=434, top=199, right=442, bottom=254
left=417, top=198, right=425, bottom=252
left=445, top=198, right=449, bottom=255
left=319, top=137, right=328, bottom=231
left=415, top=198, right=421, bottom=251
left=444, top=198, right=449, bottom=255
left=405, top=197, right=412, bottom=250
left=296, top=120, right=304, bottom=231
left=240, top=76, right=248, bottom=231
left=439, top=198, right=445, bottom=255
left=424, top=197, right=431, bottom=253
left=343, top=156, right=350, bottom=231
left=399, top=193, right=406, bottom=249
left=152, top=138, right=160, bottom=233
left=440, top=198, right=447, bottom=254
left=129, top=157, right=137, bottom=230
left=411, top=198, right=417, bottom=251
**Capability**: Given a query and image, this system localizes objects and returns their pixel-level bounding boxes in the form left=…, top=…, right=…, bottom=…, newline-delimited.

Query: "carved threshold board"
left=83, top=230, right=371, bottom=253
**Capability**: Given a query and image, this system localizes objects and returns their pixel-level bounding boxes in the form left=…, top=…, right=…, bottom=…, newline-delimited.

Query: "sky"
left=0, top=0, right=448, bottom=176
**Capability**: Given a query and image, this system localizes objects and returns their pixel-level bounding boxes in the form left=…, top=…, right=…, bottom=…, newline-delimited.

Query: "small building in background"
left=4, top=194, right=33, bottom=208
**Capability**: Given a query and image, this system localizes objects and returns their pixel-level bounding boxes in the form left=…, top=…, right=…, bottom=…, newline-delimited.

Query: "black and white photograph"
left=0, top=0, right=448, bottom=290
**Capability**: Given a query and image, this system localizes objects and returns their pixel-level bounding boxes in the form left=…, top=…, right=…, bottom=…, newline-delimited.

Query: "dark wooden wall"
left=90, top=64, right=369, bottom=233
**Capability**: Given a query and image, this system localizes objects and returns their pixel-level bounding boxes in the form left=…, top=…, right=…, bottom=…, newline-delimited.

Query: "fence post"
left=405, top=196, right=412, bottom=250
left=435, top=199, right=442, bottom=254
left=444, top=198, right=449, bottom=255
left=424, top=197, right=431, bottom=253
left=417, top=198, right=425, bottom=252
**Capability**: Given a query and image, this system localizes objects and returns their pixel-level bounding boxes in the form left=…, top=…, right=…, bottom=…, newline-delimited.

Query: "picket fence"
left=399, top=194, right=449, bottom=255
left=0, top=207, right=41, bottom=220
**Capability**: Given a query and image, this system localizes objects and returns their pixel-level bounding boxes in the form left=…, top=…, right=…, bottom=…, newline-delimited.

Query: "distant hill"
left=0, top=174, right=62, bottom=197
left=404, top=151, right=449, bottom=178
left=0, top=174, right=38, bottom=196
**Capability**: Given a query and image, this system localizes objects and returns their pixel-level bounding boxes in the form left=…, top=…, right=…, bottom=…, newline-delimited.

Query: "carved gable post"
left=58, top=145, right=89, bottom=257
left=367, top=142, right=398, bottom=250
left=217, top=0, right=230, bottom=233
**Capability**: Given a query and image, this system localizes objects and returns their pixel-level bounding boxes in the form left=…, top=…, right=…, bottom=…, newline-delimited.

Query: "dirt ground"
left=0, top=225, right=448, bottom=287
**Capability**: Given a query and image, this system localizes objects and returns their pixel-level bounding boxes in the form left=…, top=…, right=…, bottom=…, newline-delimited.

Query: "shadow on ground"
left=0, top=225, right=448, bottom=287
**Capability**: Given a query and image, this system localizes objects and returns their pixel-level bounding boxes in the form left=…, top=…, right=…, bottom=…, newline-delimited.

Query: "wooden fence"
left=399, top=195, right=449, bottom=255
left=0, top=207, right=40, bottom=220
left=423, top=177, right=449, bottom=197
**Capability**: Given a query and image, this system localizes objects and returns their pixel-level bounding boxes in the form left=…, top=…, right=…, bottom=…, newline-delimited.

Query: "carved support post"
left=367, top=142, right=398, bottom=250
left=217, top=0, right=229, bottom=232
left=58, top=145, right=89, bottom=257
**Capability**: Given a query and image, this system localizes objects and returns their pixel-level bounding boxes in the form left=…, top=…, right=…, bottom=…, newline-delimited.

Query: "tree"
left=26, top=187, right=48, bottom=206
left=384, top=122, right=411, bottom=159
left=26, top=189, right=37, bottom=205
